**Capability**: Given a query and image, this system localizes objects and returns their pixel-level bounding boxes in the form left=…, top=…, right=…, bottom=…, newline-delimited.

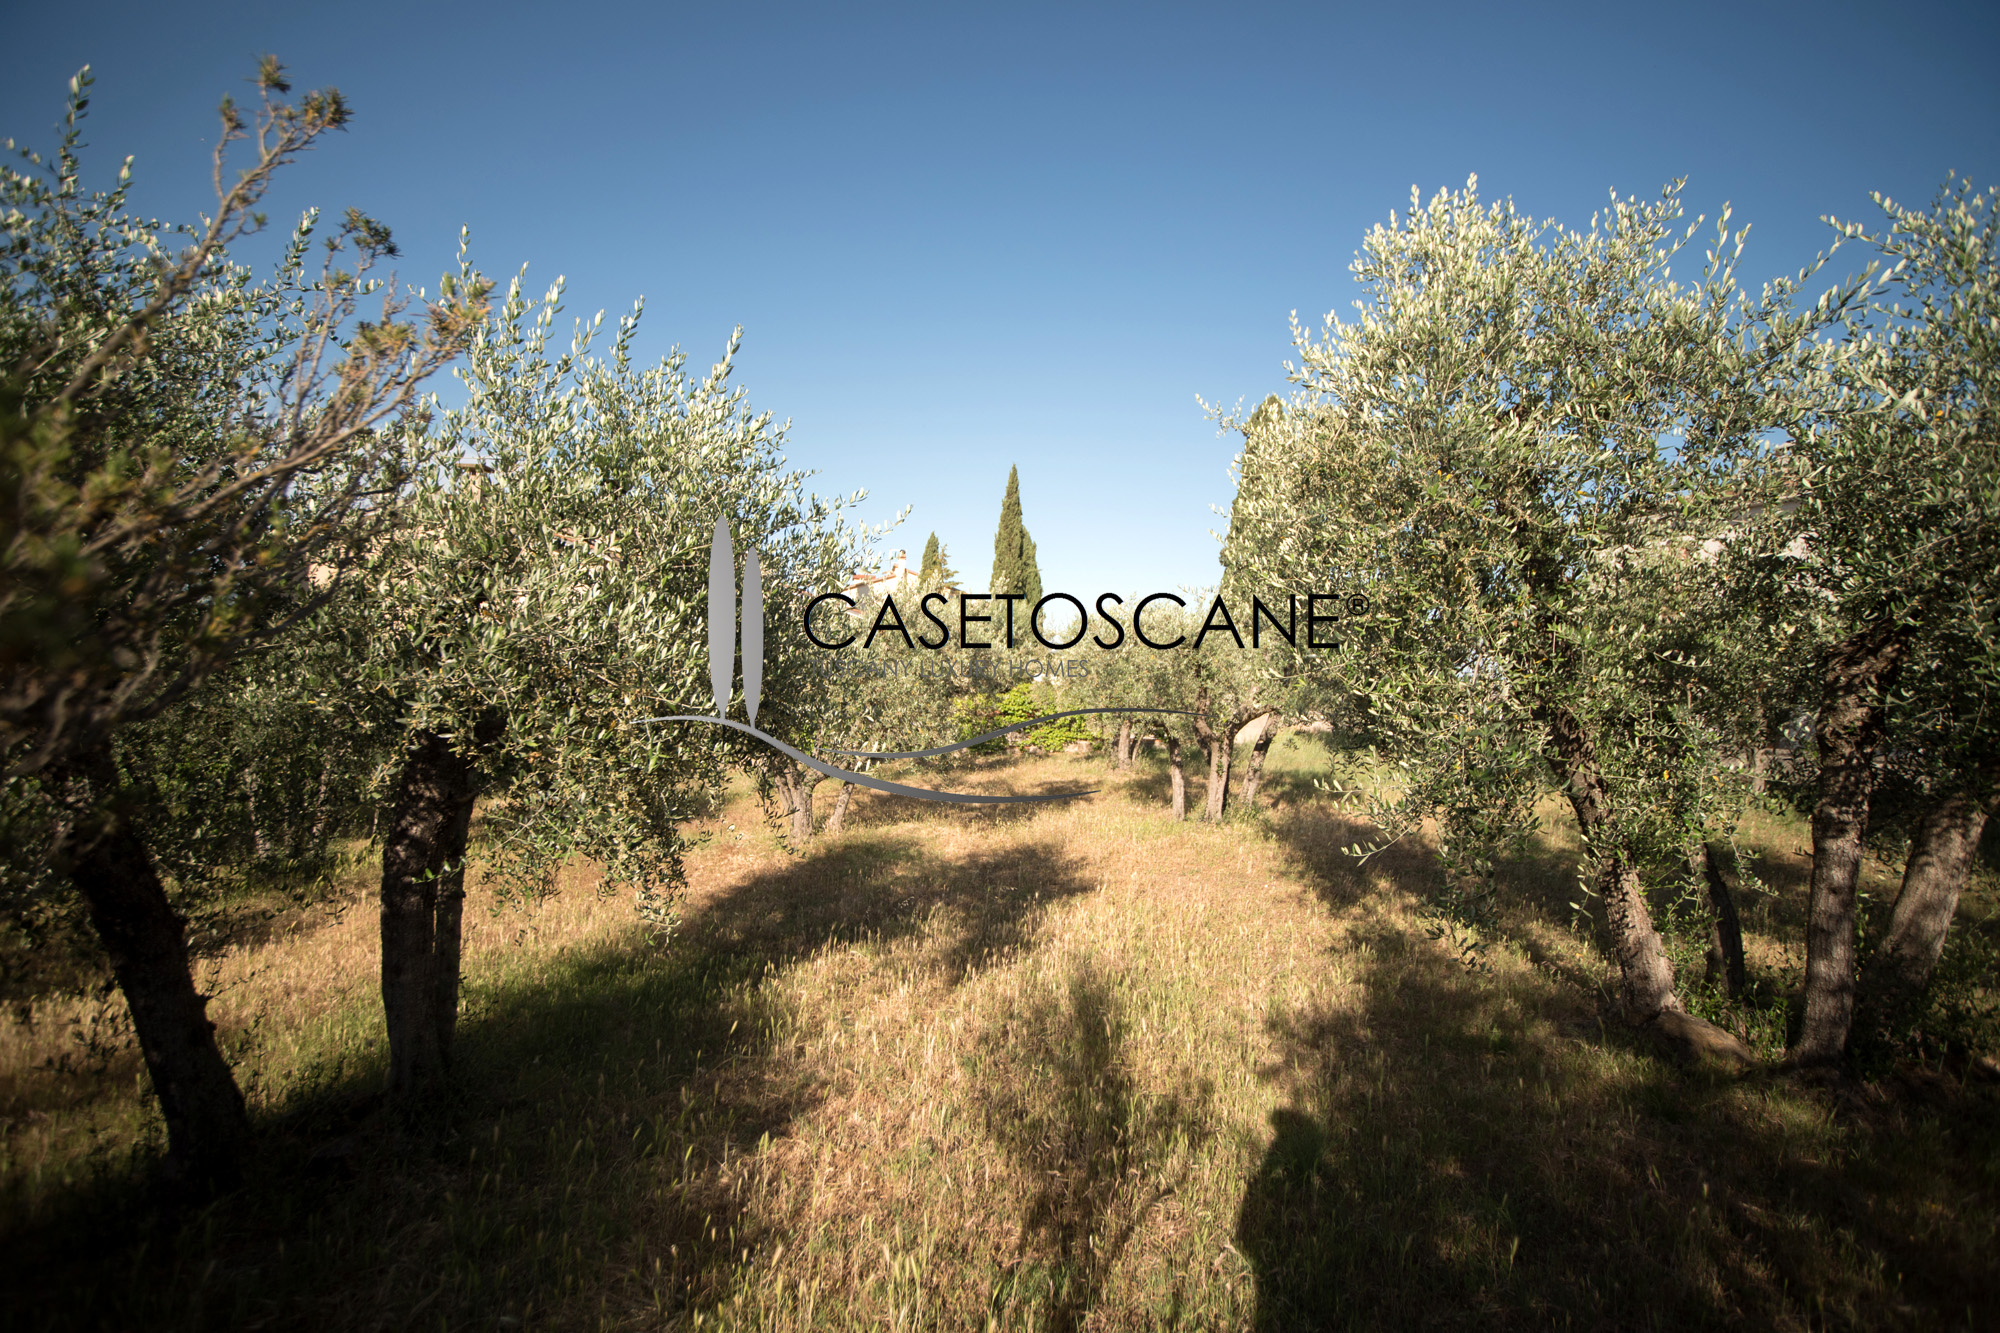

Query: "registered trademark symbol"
left=1347, top=594, right=1370, bottom=616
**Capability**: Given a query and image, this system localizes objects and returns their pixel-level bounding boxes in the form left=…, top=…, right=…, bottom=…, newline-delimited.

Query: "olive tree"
left=341, top=268, right=858, bottom=1101
left=1158, top=591, right=1286, bottom=823
left=1225, top=178, right=1840, bottom=1047
left=763, top=582, right=1029, bottom=843
left=761, top=583, right=941, bottom=845
left=1074, top=628, right=1148, bottom=771
left=2, top=64, right=485, bottom=778
left=1743, top=177, right=2000, bottom=1065
left=1097, top=599, right=1210, bottom=821
left=0, top=64, right=484, bottom=1183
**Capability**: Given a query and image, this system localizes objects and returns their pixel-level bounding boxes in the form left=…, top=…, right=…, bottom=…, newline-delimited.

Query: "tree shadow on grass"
left=1099, top=729, right=1330, bottom=820
left=1234, top=922, right=2000, bottom=1330
left=688, top=823, right=1102, bottom=985
left=1265, top=803, right=1439, bottom=916
left=9, top=826, right=1101, bottom=1331
left=820, top=755, right=1112, bottom=834
left=10, top=923, right=805, bottom=1329
left=1244, top=764, right=1337, bottom=811
left=975, top=956, right=1212, bottom=1333
left=1264, top=793, right=1795, bottom=1012
left=1098, top=752, right=1249, bottom=822
left=1107, top=753, right=1170, bottom=805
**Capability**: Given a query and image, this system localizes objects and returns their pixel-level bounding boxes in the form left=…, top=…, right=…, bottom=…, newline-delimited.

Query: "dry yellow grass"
left=2, top=742, right=1995, bottom=1330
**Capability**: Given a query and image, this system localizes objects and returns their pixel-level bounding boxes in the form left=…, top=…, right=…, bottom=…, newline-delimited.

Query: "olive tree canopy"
left=1225, top=177, right=1840, bottom=1041
left=341, top=267, right=863, bottom=1099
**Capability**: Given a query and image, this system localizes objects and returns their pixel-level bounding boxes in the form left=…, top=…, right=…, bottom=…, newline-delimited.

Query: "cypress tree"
left=919, top=532, right=960, bottom=591
left=989, top=465, right=1044, bottom=610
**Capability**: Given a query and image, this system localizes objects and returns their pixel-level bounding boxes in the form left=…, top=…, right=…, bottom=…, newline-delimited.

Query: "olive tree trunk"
left=1239, top=723, right=1278, bottom=812
left=61, top=743, right=249, bottom=1187
left=1869, top=779, right=1995, bottom=1004
left=1191, top=690, right=1228, bottom=823
left=1113, top=717, right=1134, bottom=770
left=380, top=724, right=491, bottom=1103
left=1192, top=693, right=1272, bottom=823
left=1164, top=735, right=1188, bottom=822
left=1694, top=840, right=1747, bottom=999
left=824, top=780, right=855, bottom=835
left=1200, top=732, right=1233, bottom=822
left=774, top=760, right=815, bottom=845
left=1791, top=624, right=1906, bottom=1068
left=1539, top=701, right=1681, bottom=1022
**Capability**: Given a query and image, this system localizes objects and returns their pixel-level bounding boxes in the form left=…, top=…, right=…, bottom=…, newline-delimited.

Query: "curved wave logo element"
left=631, top=518, right=1190, bottom=804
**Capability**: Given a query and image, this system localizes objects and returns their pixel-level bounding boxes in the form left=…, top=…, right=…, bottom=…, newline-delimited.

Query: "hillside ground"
left=3, top=737, right=1996, bottom=1330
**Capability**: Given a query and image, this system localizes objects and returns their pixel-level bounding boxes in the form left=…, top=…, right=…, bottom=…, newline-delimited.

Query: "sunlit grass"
left=2, top=741, right=1995, bottom=1329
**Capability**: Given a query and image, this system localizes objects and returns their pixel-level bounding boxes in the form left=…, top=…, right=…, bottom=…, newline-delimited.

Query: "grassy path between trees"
left=4, top=746, right=1996, bottom=1329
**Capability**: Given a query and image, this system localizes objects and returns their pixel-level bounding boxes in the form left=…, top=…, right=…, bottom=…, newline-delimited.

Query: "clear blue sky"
left=8, top=1, right=1997, bottom=594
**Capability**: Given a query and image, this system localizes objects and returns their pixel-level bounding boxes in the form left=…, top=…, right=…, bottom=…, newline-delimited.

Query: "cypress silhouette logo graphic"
left=633, top=518, right=1188, bottom=804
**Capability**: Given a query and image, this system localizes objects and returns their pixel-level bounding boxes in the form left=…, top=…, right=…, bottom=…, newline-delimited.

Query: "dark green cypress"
left=919, top=532, right=941, bottom=585
left=989, top=465, right=1043, bottom=611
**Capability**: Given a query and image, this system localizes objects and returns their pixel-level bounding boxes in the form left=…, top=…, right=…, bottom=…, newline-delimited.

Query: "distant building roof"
left=840, top=551, right=959, bottom=615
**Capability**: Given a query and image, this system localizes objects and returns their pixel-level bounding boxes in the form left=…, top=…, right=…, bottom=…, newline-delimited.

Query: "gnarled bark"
left=1695, top=840, right=1747, bottom=999
left=1791, top=622, right=1907, bottom=1067
left=380, top=718, right=496, bottom=1103
left=1870, top=778, right=1995, bottom=1004
left=824, top=780, right=855, bottom=835
left=1199, top=729, right=1232, bottom=821
left=1113, top=717, right=1134, bottom=770
left=1239, top=723, right=1278, bottom=812
left=1164, top=735, right=1188, bottom=821
left=1538, top=700, right=1681, bottom=1023
left=1191, top=689, right=1273, bottom=823
left=61, top=742, right=248, bottom=1186
left=773, top=760, right=816, bottom=845
left=1598, top=855, right=1682, bottom=1023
